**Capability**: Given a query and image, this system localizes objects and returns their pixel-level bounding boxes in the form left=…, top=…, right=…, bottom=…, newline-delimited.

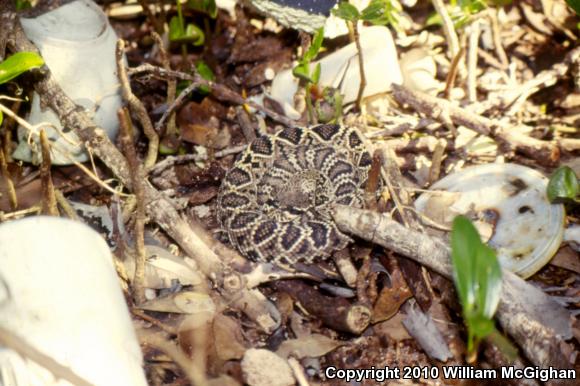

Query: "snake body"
left=217, top=124, right=372, bottom=266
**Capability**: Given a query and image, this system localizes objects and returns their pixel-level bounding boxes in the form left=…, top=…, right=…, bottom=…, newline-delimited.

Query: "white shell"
left=415, top=163, right=565, bottom=278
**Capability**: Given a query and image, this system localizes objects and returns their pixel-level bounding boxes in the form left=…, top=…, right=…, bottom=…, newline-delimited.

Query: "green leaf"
left=474, top=242, right=502, bottom=318
left=332, top=2, right=360, bottom=21
left=169, top=17, right=205, bottom=45
left=187, top=0, right=217, bottom=18
left=566, top=0, right=580, bottom=16
left=466, top=314, right=496, bottom=339
left=425, top=11, right=443, bottom=27
left=0, top=111, right=3, bottom=127
left=361, top=0, right=385, bottom=22
left=311, top=63, right=321, bottom=84
left=0, top=52, right=44, bottom=85
left=451, top=215, right=480, bottom=311
left=547, top=166, right=579, bottom=203
left=196, top=61, right=215, bottom=81
left=195, top=61, right=214, bottom=94
left=169, top=16, right=185, bottom=40
left=488, top=329, right=518, bottom=361
left=15, top=0, right=32, bottom=10
left=292, top=63, right=313, bottom=83
left=459, top=0, right=486, bottom=14
left=451, top=215, right=503, bottom=357
left=304, top=27, right=324, bottom=62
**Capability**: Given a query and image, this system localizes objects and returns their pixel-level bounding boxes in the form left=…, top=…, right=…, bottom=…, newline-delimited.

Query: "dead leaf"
left=276, top=333, right=344, bottom=359
left=213, top=314, right=247, bottom=361
left=139, top=291, right=215, bottom=314
left=372, top=268, right=412, bottom=323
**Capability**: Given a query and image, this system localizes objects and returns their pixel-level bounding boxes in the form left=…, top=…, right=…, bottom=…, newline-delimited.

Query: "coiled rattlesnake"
left=217, top=124, right=372, bottom=265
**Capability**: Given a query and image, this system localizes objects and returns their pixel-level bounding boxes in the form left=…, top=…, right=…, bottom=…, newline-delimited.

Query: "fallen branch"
left=331, top=205, right=574, bottom=370
left=392, top=84, right=560, bottom=165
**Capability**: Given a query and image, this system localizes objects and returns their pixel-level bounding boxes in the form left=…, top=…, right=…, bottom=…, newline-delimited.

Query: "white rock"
left=242, top=349, right=295, bottom=386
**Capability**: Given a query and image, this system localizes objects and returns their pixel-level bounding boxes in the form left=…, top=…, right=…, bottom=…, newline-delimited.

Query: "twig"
left=273, top=280, right=371, bottom=334
left=444, top=46, right=465, bottom=99
left=128, top=63, right=297, bottom=127
left=236, top=106, right=257, bottom=142
left=427, top=139, right=446, bottom=185
left=137, top=328, right=209, bottom=386
left=351, top=21, right=367, bottom=110
left=288, top=357, right=311, bottom=386
left=1, top=98, right=20, bottom=161
left=39, top=129, right=58, bottom=216
left=116, top=39, right=159, bottom=169
left=0, top=326, right=95, bottom=386
left=431, top=0, right=460, bottom=60
left=118, top=108, right=147, bottom=305
left=215, top=144, right=248, bottom=157
left=355, top=255, right=371, bottom=306
left=152, top=32, right=178, bottom=141
left=54, top=190, right=79, bottom=220
left=487, top=9, right=508, bottom=69
left=155, top=80, right=197, bottom=133
left=499, top=45, right=580, bottom=114
left=136, top=0, right=163, bottom=33
left=0, top=205, right=41, bottom=221
left=467, top=20, right=481, bottom=103
left=0, top=145, right=16, bottom=210
left=392, top=84, right=560, bottom=165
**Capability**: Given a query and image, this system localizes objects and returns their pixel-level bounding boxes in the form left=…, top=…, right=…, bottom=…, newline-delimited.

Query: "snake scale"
left=217, top=124, right=372, bottom=266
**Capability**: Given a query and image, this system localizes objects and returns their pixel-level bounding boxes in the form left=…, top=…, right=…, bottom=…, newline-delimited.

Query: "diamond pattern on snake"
left=217, top=124, right=372, bottom=266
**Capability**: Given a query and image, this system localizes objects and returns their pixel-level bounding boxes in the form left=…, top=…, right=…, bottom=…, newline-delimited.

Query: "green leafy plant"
left=331, top=1, right=401, bottom=110
left=428, top=0, right=512, bottom=29
left=292, top=27, right=324, bottom=123
left=15, top=0, right=32, bottom=10
left=547, top=166, right=579, bottom=204
left=0, top=51, right=44, bottom=125
left=333, top=0, right=401, bottom=28
left=0, top=52, right=44, bottom=85
left=567, top=0, right=580, bottom=16
left=168, top=0, right=217, bottom=46
left=195, top=60, right=215, bottom=94
left=187, top=0, right=217, bottom=18
left=451, top=215, right=509, bottom=360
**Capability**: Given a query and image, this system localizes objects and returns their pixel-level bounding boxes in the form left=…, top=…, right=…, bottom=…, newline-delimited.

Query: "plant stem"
left=306, top=82, right=316, bottom=124
left=351, top=21, right=367, bottom=110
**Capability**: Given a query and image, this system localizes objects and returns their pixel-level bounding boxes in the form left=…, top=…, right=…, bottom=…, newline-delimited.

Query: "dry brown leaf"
left=372, top=268, right=413, bottom=323
left=139, top=291, right=215, bottom=314
left=276, top=333, right=344, bottom=359
left=213, top=314, right=247, bottom=361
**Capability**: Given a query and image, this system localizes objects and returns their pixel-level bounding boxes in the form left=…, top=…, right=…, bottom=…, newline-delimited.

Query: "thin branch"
left=118, top=108, right=147, bottom=305
left=0, top=144, right=17, bottom=210
left=151, top=32, right=178, bottom=141
left=392, top=84, right=560, bottom=165
left=128, top=63, right=297, bottom=127
left=431, top=0, right=460, bottom=59
left=0, top=326, right=95, bottom=386
left=39, top=129, right=58, bottom=216
left=351, top=21, right=367, bottom=110
left=116, top=39, right=159, bottom=168
left=467, top=20, right=481, bottom=103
